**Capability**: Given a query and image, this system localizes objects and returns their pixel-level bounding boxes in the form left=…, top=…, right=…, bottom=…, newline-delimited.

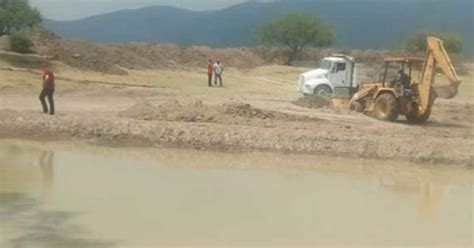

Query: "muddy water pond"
left=0, top=139, right=472, bottom=247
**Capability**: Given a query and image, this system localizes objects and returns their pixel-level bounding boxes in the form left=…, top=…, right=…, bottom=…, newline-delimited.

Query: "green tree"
left=406, top=32, right=464, bottom=54
left=0, top=0, right=42, bottom=36
left=257, top=12, right=334, bottom=65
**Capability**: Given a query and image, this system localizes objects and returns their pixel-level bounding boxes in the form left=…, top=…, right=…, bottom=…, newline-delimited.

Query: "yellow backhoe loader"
left=349, top=36, right=462, bottom=123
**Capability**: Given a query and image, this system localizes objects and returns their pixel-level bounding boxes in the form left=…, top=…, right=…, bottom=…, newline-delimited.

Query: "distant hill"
left=44, top=0, right=474, bottom=56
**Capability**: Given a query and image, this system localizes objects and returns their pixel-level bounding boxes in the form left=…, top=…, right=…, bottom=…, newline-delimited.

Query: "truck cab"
left=298, top=54, right=358, bottom=97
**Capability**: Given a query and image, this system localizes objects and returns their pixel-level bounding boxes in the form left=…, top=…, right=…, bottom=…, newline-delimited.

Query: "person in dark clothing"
left=207, top=59, right=213, bottom=87
left=40, top=63, right=55, bottom=115
left=398, top=69, right=411, bottom=88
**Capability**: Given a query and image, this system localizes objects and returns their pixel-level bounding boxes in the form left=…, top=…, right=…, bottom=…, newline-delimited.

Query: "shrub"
left=9, top=32, right=33, bottom=53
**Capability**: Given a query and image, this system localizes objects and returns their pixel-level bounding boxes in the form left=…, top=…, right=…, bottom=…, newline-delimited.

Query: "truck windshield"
left=320, top=60, right=332, bottom=70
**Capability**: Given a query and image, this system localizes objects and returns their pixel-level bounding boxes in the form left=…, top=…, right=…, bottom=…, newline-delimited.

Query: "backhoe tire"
left=375, top=93, right=399, bottom=121
left=349, top=101, right=364, bottom=113
left=406, top=105, right=432, bottom=123
left=406, top=111, right=431, bottom=123
left=406, top=87, right=435, bottom=124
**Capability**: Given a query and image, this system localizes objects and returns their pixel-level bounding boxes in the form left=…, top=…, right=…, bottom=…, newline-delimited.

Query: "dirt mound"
left=118, top=101, right=163, bottom=121
left=120, top=100, right=219, bottom=122
left=293, top=95, right=332, bottom=109
left=31, top=29, right=264, bottom=75
left=119, top=100, right=319, bottom=125
left=224, top=103, right=279, bottom=119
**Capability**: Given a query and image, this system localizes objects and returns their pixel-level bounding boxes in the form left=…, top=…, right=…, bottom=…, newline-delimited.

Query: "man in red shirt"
left=207, top=59, right=213, bottom=87
left=39, top=63, right=55, bottom=115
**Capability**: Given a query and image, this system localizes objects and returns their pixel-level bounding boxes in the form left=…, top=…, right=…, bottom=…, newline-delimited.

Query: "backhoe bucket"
left=434, top=85, right=460, bottom=99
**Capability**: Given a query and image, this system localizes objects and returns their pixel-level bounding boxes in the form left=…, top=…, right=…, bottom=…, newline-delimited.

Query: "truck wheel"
left=314, top=85, right=333, bottom=97
left=349, top=101, right=364, bottom=113
left=375, top=93, right=399, bottom=121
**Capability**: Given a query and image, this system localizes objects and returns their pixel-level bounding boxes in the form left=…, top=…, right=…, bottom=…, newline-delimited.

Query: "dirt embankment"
left=0, top=97, right=472, bottom=167
left=31, top=30, right=264, bottom=75
left=27, top=29, right=411, bottom=75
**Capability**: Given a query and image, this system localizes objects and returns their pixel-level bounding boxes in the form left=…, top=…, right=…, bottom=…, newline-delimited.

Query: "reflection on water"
left=378, top=176, right=446, bottom=221
left=0, top=139, right=473, bottom=247
left=418, top=182, right=444, bottom=220
left=0, top=193, right=115, bottom=248
left=0, top=144, right=114, bottom=248
left=39, top=151, right=54, bottom=198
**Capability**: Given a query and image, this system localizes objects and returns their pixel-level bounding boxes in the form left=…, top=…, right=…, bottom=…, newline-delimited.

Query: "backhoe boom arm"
left=418, top=36, right=462, bottom=113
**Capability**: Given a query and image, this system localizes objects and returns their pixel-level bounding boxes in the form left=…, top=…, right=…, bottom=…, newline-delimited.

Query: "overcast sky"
left=29, top=0, right=258, bottom=21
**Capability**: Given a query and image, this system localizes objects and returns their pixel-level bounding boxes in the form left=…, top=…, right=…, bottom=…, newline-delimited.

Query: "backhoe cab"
left=349, top=36, right=462, bottom=123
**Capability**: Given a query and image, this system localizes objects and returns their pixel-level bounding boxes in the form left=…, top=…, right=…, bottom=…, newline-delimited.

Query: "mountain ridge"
left=43, top=0, right=474, bottom=56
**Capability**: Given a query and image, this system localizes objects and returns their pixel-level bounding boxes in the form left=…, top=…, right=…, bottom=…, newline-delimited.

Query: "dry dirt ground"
left=0, top=56, right=473, bottom=167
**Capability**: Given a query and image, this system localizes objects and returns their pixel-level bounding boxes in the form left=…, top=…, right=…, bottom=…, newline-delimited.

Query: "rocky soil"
left=0, top=96, right=472, bottom=167
left=293, top=95, right=332, bottom=109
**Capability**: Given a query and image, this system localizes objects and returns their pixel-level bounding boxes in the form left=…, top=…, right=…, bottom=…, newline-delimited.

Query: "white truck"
left=297, top=54, right=358, bottom=97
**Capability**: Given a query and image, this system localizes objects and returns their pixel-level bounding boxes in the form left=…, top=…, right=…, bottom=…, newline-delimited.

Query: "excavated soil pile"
left=293, top=95, right=332, bottom=109
left=119, top=100, right=320, bottom=125
left=32, top=30, right=264, bottom=75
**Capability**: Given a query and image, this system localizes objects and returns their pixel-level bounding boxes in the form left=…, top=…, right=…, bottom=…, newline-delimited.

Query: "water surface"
left=0, top=139, right=472, bottom=247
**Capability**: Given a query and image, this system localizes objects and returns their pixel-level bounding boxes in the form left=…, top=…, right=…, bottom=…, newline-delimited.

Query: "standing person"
left=213, top=60, right=224, bottom=87
left=207, top=59, right=213, bottom=87
left=39, top=63, right=55, bottom=115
